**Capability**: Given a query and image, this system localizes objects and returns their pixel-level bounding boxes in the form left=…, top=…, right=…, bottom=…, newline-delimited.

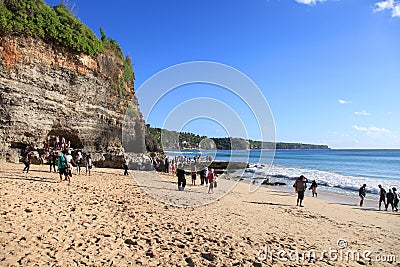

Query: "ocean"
left=166, top=149, right=400, bottom=198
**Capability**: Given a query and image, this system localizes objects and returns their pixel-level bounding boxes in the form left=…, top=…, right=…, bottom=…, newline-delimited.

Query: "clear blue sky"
left=45, top=0, right=400, bottom=148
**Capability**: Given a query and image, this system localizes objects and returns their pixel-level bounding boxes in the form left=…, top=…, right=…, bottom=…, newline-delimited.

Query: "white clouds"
left=293, top=0, right=400, bottom=17
left=338, top=99, right=351, bottom=104
left=295, top=0, right=326, bottom=5
left=352, top=125, right=391, bottom=137
left=373, top=0, right=400, bottom=17
left=393, top=4, right=400, bottom=16
left=354, top=110, right=370, bottom=116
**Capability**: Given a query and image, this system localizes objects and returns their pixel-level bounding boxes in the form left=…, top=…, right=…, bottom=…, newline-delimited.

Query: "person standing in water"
left=392, top=187, right=399, bottom=212
left=378, top=185, right=386, bottom=211
left=359, top=184, right=367, bottom=207
left=385, top=189, right=395, bottom=211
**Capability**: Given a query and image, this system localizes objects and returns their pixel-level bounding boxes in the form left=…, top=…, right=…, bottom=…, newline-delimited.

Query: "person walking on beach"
left=378, top=185, right=386, bottom=210
left=208, top=168, right=215, bottom=194
left=309, top=180, right=318, bottom=197
left=22, top=149, right=32, bottom=173
left=191, top=163, right=197, bottom=186
left=204, top=167, right=209, bottom=186
left=123, top=156, right=129, bottom=176
left=64, top=151, right=74, bottom=184
left=75, top=151, right=82, bottom=175
left=176, top=164, right=186, bottom=191
left=359, top=184, right=367, bottom=207
left=57, top=151, right=68, bottom=182
left=392, top=187, right=399, bottom=212
left=48, top=151, right=57, bottom=173
left=164, top=157, right=170, bottom=174
left=385, top=189, right=395, bottom=211
left=85, top=154, right=92, bottom=176
left=200, top=167, right=206, bottom=185
left=293, top=175, right=308, bottom=207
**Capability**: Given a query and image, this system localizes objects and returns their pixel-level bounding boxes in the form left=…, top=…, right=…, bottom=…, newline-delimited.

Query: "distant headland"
left=145, top=125, right=330, bottom=151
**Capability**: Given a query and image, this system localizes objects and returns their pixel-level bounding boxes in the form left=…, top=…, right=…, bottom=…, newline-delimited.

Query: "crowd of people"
left=20, top=136, right=94, bottom=184
left=359, top=184, right=399, bottom=211
left=293, top=176, right=399, bottom=212
left=21, top=140, right=399, bottom=207
left=175, top=163, right=217, bottom=194
left=150, top=154, right=213, bottom=174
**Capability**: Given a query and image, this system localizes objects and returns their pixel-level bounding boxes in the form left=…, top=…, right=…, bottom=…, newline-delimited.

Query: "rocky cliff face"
left=0, top=34, right=145, bottom=163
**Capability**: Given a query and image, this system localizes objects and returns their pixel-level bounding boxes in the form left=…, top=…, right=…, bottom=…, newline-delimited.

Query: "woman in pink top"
left=207, top=168, right=215, bottom=194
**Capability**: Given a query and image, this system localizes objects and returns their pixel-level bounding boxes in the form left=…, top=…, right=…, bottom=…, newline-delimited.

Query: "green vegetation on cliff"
left=0, top=0, right=134, bottom=95
left=145, top=125, right=330, bottom=151
left=0, top=0, right=102, bottom=55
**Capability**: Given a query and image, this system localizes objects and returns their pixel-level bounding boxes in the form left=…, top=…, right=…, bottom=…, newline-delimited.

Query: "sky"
left=45, top=0, right=400, bottom=149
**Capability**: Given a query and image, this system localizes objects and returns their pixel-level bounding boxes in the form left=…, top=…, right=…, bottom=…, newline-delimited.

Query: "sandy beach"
left=1, top=162, right=399, bottom=266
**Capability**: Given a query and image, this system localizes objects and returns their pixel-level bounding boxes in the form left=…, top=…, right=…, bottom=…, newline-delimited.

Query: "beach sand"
left=1, top=162, right=399, bottom=266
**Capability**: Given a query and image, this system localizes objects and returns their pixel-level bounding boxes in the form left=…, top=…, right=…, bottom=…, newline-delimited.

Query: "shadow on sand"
left=0, top=176, right=58, bottom=184
left=327, top=202, right=400, bottom=216
left=244, top=201, right=292, bottom=207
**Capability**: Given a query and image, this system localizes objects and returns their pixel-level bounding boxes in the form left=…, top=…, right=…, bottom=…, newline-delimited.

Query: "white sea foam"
left=230, top=164, right=399, bottom=196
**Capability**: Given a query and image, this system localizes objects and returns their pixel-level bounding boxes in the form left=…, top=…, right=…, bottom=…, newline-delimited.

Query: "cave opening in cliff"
left=47, top=129, right=84, bottom=150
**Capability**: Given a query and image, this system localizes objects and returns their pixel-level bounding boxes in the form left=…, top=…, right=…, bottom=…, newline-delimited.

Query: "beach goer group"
left=20, top=135, right=97, bottom=185
left=175, top=164, right=217, bottom=193
left=359, top=184, right=399, bottom=212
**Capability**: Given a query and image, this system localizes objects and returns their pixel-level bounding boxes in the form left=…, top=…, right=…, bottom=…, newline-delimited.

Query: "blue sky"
left=45, top=0, right=400, bottom=148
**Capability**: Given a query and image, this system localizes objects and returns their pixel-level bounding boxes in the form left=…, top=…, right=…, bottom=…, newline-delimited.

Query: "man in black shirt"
left=359, top=184, right=366, bottom=207
left=378, top=185, right=386, bottom=211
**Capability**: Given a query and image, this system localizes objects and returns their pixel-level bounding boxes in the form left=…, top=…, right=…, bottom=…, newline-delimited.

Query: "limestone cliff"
left=0, top=33, right=146, bottom=163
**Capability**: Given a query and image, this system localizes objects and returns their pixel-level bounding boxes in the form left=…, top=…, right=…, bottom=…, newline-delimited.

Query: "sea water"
left=166, top=149, right=400, bottom=198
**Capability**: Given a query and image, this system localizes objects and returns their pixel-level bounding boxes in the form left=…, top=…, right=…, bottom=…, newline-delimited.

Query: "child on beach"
left=309, top=180, right=318, bottom=197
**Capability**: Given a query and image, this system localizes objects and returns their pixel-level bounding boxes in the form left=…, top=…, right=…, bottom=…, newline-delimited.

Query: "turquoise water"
left=166, top=149, right=400, bottom=196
